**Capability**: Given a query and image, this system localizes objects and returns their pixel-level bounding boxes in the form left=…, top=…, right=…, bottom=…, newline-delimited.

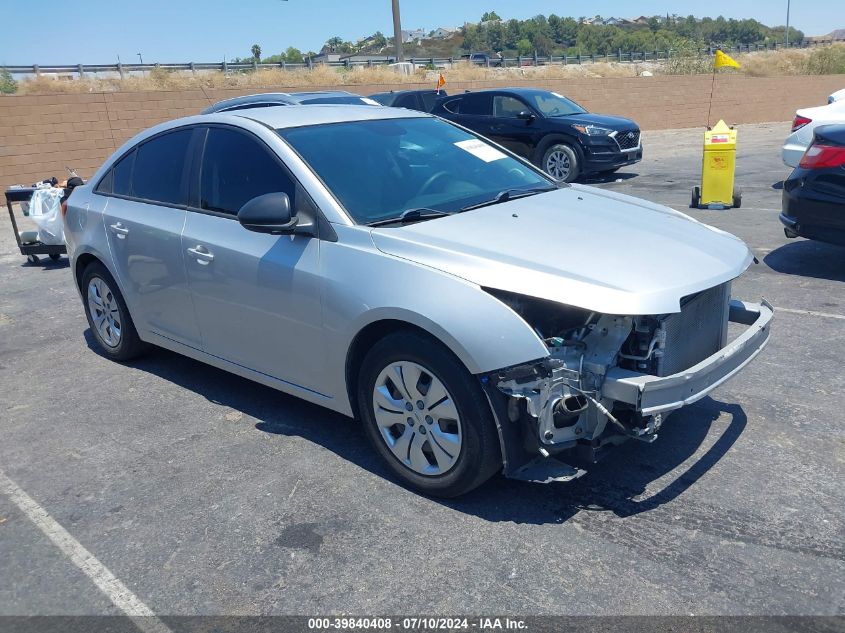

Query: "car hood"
left=552, top=112, right=638, bottom=130
left=370, top=185, right=753, bottom=315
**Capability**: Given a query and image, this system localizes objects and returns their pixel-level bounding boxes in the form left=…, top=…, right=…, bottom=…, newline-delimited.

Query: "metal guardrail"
left=2, top=40, right=835, bottom=77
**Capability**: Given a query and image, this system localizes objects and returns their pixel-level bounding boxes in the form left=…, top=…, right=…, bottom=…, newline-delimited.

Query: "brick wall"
left=2, top=74, right=843, bottom=187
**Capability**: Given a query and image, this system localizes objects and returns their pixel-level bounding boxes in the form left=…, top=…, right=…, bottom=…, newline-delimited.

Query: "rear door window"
left=394, top=93, right=418, bottom=110
left=132, top=129, right=193, bottom=206
left=420, top=92, right=440, bottom=112
left=442, top=97, right=462, bottom=114
left=96, top=150, right=135, bottom=196
left=461, top=93, right=493, bottom=116
left=199, top=127, right=296, bottom=216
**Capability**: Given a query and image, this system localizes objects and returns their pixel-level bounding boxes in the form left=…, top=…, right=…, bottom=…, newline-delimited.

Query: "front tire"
left=357, top=331, right=501, bottom=497
left=542, top=143, right=580, bottom=182
left=81, top=262, right=146, bottom=361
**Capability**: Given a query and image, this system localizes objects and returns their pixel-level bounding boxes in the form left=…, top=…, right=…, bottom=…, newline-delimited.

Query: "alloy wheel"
left=372, top=361, right=463, bottom=476
left=546, top=149, right=571, bottom=180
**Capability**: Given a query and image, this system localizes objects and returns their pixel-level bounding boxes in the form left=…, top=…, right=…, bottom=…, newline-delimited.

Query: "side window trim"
left=190, top=123, right=335, bottom=241
left=191, top=123, right=302, bottom=219
left=494, top=94, right=533, bottom=118
left=93, top=126, right=199, bottom=209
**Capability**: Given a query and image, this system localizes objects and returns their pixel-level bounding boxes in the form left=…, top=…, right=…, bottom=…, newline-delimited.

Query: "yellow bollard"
left=692, top=120, right=741, bottom=209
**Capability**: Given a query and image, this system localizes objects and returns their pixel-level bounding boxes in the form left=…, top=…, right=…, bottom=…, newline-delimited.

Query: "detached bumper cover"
left=603, top=299, right=773, bottom=416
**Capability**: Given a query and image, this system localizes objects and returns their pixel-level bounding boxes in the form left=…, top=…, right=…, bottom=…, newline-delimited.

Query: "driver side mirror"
left=517, top=110, right=536, bottom=123
left=238, top=192, right=298, bottom=235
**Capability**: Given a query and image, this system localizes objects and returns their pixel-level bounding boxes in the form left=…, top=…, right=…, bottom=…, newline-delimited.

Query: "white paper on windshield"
left=454, top=139, right=507, bottom=163
left=361, top=97, right=381, bottom=105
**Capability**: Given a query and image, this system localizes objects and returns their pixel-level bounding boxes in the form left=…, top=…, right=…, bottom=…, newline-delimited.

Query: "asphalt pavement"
left=0, top=122, right=843, bottom=619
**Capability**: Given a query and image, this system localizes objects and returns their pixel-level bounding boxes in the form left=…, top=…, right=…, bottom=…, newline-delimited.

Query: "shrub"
left=0, top=67, right=17, bottom=94
left=805, top=44, right=845, bottom=75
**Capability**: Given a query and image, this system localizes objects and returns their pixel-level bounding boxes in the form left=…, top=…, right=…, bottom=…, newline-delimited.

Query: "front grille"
left=656, top=283, right=730, bottom=376
left=614, top=130, right=640, bottom=151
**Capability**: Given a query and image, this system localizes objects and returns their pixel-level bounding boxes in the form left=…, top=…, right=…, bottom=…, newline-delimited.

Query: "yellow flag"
left=714, top=49, right=740, bottom=69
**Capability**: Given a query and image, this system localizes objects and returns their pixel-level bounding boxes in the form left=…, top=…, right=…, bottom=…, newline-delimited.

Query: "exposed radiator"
left=656, top=282, right=731, bottom=377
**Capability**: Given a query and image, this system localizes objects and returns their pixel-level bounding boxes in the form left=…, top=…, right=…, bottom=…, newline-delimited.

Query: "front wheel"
left=542, top=143, right=580, bottom=182
left=357, top=331, right=501, bottom=497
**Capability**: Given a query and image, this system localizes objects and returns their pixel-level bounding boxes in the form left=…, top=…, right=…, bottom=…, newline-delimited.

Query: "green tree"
left=251, top=44, right=262, bottom=61
left=533, top=33, right=554, bottom=56
left=372, top=31, right=387, bottom=49
left=481, top=11, right=501, bottom=22
left=326, top=36, right=343, bottom=52
left=285, top=47, right=304, bottom=63
left=0, top=67, right=16, bottom=94
left=516, top=38, right=533, bottom=56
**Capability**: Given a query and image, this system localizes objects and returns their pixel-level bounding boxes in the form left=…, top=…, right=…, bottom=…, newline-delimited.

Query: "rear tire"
left=691, top=186, right=701, bottom=208
left=357, top=331, right=501, bottom=497
left=732, top=190, right=742, bottom=209
left=542, top=144, right=580, bottom=183
left=81, top=262, right=147, bottom=361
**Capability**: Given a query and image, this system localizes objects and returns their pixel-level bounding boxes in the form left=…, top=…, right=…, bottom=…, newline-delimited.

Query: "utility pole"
left=392, top=0, right=404, bottom=62
left=785, top=0, right=791, bottom=46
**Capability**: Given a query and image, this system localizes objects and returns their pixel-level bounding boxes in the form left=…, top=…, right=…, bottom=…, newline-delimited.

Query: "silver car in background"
left=64, top=105, right=772, bottom=497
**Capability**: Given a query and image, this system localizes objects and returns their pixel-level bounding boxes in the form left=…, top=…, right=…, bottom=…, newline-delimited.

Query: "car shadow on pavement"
left=764, top=239, right=845, bottom=283
left=445, top=398, right=746, bottom=524
left=581, top=171, right=639, bottom=185
left=84, top=332, right=746, bottom=525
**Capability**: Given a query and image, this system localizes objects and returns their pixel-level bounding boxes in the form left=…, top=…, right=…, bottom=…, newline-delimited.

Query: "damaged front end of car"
left=480, top=284, right=773, bottom=484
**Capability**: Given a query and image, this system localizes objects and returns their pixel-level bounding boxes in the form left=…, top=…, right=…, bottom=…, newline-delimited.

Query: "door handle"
left=109, top=222, right=129, bottom=239
left=187, top=245, right=214, bottom=265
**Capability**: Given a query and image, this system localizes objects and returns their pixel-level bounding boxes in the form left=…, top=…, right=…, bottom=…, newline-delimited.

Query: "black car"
left=368, top=89, right=447, bottom=113
left=430, top=88, right=642, bottom=182
left=781, top=124, right=845, bottom=247
left=201, top=91, right=379, bottom=114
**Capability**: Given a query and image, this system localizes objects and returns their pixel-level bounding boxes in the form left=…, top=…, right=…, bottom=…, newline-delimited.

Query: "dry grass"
left=8, top=46, right=845, bottom=95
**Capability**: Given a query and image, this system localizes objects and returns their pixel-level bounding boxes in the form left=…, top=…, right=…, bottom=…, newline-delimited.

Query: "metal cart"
left=5, top=186, right=67, bottom=264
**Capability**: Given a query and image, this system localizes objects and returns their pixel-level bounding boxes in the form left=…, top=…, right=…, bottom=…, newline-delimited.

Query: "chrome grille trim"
left=611, top=129, right=641, bottom=152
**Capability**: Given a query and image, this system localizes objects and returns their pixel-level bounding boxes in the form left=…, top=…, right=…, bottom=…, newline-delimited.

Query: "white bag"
left=27, top=188, right=65, bottom=245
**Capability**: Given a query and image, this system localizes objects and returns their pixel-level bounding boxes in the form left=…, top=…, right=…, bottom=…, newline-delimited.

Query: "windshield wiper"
left=460, top=185, right=557, bottom=212
left=366, top=208, right=454, bottom=227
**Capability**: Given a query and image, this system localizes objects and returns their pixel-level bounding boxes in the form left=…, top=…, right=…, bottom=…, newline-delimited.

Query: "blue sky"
left=0, top=0, right=835, bottom=64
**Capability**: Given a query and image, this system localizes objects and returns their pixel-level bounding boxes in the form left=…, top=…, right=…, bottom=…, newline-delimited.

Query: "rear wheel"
left=357, top=331, right=501, bottom=497
left=542, top=144, right=580, bottom=182
left=691, top=186, right=701, bottom=208
left=732, top=190, right=742, bottom=209
left=82, top=262, right=146, bottom=361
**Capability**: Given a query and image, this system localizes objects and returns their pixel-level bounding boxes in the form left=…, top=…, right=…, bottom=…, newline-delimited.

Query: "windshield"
left=278, top=117, right=552, bottom=225
left=527, top=92, right=587, bottom=117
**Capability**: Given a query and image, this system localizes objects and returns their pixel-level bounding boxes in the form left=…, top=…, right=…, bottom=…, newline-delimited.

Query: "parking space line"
left=0, top=469, right=172, bottom=633
left=775, top=306, right=845, bottom=320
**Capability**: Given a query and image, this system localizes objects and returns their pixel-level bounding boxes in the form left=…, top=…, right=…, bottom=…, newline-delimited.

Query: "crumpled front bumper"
left=602, top=299, right=773, bottom=416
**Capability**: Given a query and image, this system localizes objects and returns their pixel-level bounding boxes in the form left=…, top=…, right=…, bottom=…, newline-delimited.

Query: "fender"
left=533, top=133, right=584, bottom=167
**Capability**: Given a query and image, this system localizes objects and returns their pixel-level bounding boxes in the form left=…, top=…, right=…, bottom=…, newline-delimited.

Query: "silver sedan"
left=64, top=105, right=772, bottom=497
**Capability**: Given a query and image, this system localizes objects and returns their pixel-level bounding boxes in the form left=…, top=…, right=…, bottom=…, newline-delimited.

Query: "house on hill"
left=431, top=27, right=458, bottom=39
left=401, top=29, right=426, bottom=43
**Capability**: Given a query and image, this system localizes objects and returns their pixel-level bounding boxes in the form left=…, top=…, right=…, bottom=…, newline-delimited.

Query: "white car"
left=829, top=88, right=845, bottom=104
left=782, top=99, right=845, bottom=167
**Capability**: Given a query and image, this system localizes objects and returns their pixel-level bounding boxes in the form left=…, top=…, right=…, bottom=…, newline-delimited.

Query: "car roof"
left=449, top=87, right=562, bottom=97
left=228, top=104, right=427, bottom=129
left=289, top=90, right=357, bottom=100
left=203, top=91, right=364, bottom=113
